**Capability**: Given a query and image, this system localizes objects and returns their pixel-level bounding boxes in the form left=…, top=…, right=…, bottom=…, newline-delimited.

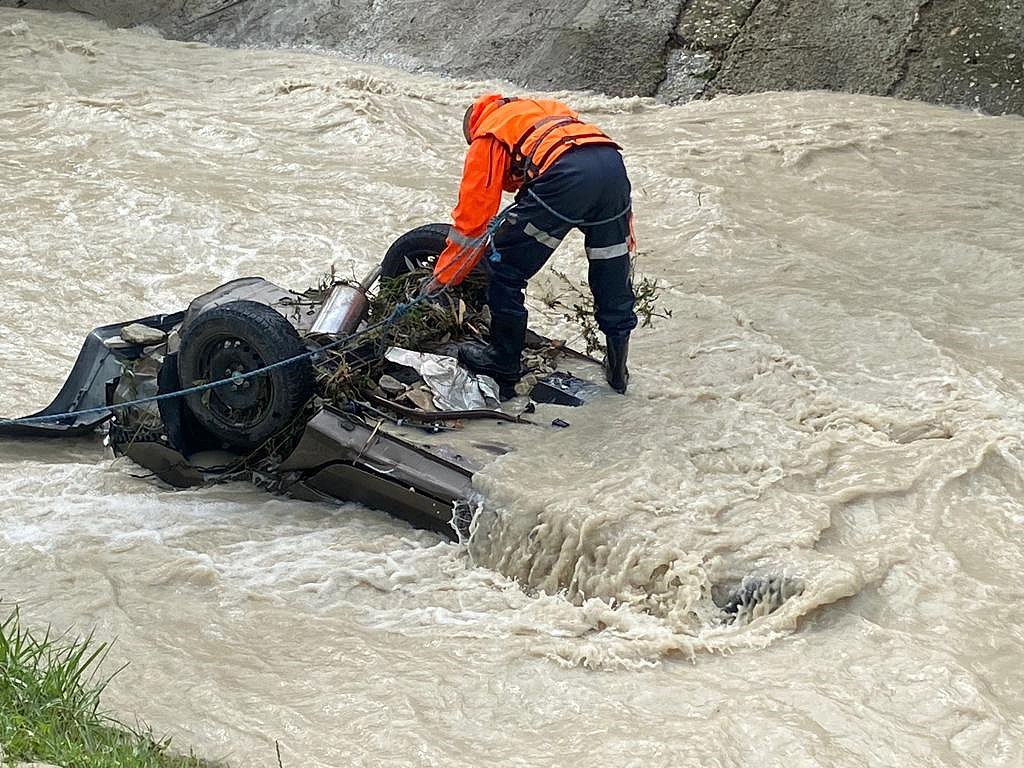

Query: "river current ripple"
left=2, top=9, right=1024, bottom=767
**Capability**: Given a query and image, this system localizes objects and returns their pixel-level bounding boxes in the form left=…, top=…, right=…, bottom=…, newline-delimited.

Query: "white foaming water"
left=2, top=10, right=1023, bottom=767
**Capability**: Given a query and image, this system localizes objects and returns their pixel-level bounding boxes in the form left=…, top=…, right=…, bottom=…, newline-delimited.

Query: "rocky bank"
left=3, top=0, right=1023, bottom=115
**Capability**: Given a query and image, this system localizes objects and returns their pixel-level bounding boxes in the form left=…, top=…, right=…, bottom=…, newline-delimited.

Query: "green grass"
left=0, top=608, right=219, bottom=768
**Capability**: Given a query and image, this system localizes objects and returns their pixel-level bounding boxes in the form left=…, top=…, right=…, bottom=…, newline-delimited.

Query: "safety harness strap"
left=511, top=116, right=581, bottom=181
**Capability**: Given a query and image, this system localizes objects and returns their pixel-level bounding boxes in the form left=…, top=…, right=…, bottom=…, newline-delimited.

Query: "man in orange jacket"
left=429, top=94, right=637, bottom=394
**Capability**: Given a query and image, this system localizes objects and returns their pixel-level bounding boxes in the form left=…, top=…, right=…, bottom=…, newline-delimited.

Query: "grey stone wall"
left=665, top=0, right=1024, bottom=115
left=4, top=0, right=1023, bottom=115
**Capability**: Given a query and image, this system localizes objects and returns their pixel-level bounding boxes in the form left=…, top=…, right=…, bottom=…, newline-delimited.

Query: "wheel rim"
left=195, top=335, right=274, bottom=429
left=401, top=249, right=437, bottom=275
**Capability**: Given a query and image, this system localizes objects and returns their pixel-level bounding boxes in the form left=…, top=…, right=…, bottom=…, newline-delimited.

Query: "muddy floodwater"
left=2, top=9, right=1024, bottom=767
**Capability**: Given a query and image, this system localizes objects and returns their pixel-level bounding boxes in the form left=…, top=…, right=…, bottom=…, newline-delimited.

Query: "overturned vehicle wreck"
left=1, top=225, right=608, bottom=539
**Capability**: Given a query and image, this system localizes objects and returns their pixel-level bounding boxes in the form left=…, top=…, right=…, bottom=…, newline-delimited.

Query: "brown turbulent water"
left=2, top=9, right=1024, bottom=767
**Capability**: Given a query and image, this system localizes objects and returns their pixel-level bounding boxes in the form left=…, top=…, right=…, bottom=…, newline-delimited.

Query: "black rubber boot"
left=458, top=313, right=527, bottom=383
left=604, top=335, right=630, bottom=394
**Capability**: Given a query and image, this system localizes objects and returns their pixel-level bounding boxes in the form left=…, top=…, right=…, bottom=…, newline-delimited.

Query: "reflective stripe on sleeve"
left=585, top=242, right=630, bottom=260
left=524, top=222, right=563, bottom=250
left=448, top=229, right=478, bottom=247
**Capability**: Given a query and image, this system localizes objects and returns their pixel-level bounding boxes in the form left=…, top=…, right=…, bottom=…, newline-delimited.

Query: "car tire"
left=380, top=223, right=451, bottom=277
left=381, top=223, right=490, bottom=312
left=178, top=300, right=314, bottom=451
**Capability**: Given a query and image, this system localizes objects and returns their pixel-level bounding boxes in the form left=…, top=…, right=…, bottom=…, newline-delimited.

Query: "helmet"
left=461, top=93, right=514, bottom=144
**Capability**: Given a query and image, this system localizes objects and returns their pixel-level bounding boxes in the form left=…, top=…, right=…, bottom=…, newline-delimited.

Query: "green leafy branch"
left=542, top=266, right=673, bottom=355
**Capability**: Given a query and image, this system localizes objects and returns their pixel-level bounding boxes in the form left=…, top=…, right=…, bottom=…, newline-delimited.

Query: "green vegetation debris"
left=543, top=267, right=673, bottom=355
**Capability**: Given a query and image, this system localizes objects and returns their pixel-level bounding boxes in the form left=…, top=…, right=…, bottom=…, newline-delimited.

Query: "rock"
left=698, top=0, right=1024, bottom=115
left=659, top=50, right=718, bottom=103
left=120, top=322, right=166, bottom=345
left=717, top=575, right=804, bottom=625
left=675, top=0, right=757, bottom=51
left=403, top=387, right=436, bottom=412
left=377, top=374, right=406, bottom=396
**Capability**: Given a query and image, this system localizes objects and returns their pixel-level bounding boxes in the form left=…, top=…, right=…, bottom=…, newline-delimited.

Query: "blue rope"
left=525, top=187, right=631, bottom=227
left=0, top=290, right=435, bottom=428
left=0, top=199, right=543, bottom=429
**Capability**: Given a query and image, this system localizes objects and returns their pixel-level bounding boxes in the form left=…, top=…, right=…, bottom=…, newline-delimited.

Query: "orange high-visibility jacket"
left=433, top=94, right=619, bottom=286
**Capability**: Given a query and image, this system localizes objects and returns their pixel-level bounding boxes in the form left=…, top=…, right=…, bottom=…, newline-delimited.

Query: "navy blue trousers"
left=489, top=145, right=638, bottom=339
